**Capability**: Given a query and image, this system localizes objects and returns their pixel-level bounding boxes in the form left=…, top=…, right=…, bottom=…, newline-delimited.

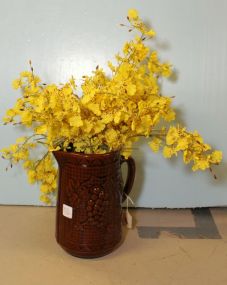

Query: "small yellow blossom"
left=12, top=79, right=22, bottom=89
left=126, top=84, right=137, bottom=96
left=20, top=111, right=33, bottom=126
left=163, top=146, right=175, bottom=158
left=40, top=184, right=51, bottom=194
left=146, top=29, right=156, bottom=37
left=209, top=151, right=222, bottom=164
left=166, top=126, right=179, bottom=145
left=192, top=159, right=210, bottom=171
left=28, top=170, right=37, bottom=184
left=23, top=160, right=33, bottom=169
left=128, top=9, right=139, bottom=20
left=16, top=137, right=27, bottom=144
left=9, top=144, right=18, bottom=152
left=35, top=124, right=47, bottom=134
left=149, top=137, right=162, bottom=153
left=69, top=116, right=83, bottom=127
left=161, top=63, right=172, bottom=77
left=175, top=137, right=189, bottom=151
left=40, top=194, right=51, bottom=205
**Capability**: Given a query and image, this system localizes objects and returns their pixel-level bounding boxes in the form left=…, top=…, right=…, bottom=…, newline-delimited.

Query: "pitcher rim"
left=52, top=149, right=121, bottom=159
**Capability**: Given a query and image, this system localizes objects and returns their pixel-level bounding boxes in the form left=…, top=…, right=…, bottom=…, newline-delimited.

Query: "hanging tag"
left=125, top=194, right=134, bottom=229
left=126, top=209, right=133, bottom=229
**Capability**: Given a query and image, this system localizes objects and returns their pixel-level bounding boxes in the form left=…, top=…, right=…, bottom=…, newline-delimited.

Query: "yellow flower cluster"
left=26, top=153, right=57, bottom=204
left=1, top=9, right=222, bottom=204
left=1, top=135, right=57, bottom=205
left=127, top=9, right=156, bottom=37
left=162, top=126, right=222, bottom=171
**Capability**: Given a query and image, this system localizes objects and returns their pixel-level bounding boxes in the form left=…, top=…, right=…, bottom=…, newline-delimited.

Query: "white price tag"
left=62, top=204, right=73, bottom=219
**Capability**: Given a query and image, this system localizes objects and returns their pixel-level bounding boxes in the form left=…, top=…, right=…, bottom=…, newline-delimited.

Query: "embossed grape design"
left=86, top=186, right=109, bottom=227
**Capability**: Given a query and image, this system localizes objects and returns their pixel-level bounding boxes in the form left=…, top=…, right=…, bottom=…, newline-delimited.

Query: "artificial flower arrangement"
left=1, top=9, right=222, bottom=205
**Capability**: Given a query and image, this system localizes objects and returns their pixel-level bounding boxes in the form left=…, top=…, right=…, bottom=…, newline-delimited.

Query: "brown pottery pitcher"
left=53, top=150, right=135, bottom=258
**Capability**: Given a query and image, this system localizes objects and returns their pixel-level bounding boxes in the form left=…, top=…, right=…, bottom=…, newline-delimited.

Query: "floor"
left=0, top=206, right=227, bottom=285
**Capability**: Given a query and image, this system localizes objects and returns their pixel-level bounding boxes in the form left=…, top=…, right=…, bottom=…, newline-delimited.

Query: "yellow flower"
left=108, top=61, right=116, bottom=72
left=209, top=150, right=222, bottom=164
left=183, top=150, right=192, bottom=164
left=48, top=146, right=61, bottom=152
left=1, top=147, right=11, bottom=159
left=126, top=84, right=137, bottom=96
left=45, top=173, right=56, bottom=184
left=14, top=148, right=29, bottom=160
left=149, top=137, right=162, bottom=153
left=192, top=159, right=210, bottom=171
left=34, top=96, right=46, bottom=113
left=27, top=170, right=36, bottom=184
left=121, top=141, right=133, bottom=159
left=163, top=108, right=176, bottom=122
left=40, top=184, right=51, bottom=194
left=20, top=111, right=33, bottom=126
left=175, top=137, right=189, bottom=151
left=145, top=29, right=156, bottom=37
left=69, top=116, right=83, bottom=127
left=128, top=9, right=139, bottom=20
left=105, top=129, right=118, bottom=146
left=16, top=137, right=27, bottom=144
left=163, top=146, right=175, bottom=158
left=12, top=79, right=22, bottom=89
left=62, top=86, right=73, bottom=96
left=9, top=144, right=18, bottom=152
left=87, top=103, right=101, bottom=116
left=2, top=117, right=12, bottom=123
left=6, top=109, right=16, bottom=117
left=102, top=114, right=113, bottom=124
left=161, top=63, right=172, bottom=77
left=166, top=126, right=179, bottom=145
left=40, top=194, right=51, bottom=205
left=23, top=160, right=33, bottom=169
left=93, top=121, right=105, bottom=133
left=20, top=71, right=32, bottom=77
left=35, top=124, right=47, bottom=134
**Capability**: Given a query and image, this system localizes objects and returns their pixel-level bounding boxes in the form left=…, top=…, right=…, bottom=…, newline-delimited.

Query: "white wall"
left=0, top=0, right=226, bottom=207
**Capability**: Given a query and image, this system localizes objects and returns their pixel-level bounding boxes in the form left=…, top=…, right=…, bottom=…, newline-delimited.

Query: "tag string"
left=125, top=193, right=135, bottom=206
left=124, top=193, right=134, bottom=229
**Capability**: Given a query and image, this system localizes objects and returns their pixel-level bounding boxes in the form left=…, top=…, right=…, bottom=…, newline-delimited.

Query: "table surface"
left=0, top=206, right=227, bottom=285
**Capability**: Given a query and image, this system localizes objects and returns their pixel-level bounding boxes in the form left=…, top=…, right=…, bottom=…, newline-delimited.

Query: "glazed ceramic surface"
left=53, top=151, right=135, bottom=258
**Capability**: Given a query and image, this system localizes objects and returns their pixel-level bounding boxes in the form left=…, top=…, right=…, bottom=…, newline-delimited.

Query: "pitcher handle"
left=120, top=156, right=136, bottom=203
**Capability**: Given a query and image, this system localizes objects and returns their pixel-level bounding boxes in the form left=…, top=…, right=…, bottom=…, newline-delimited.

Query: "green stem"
left=34, top=151, right=49, bottom=170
